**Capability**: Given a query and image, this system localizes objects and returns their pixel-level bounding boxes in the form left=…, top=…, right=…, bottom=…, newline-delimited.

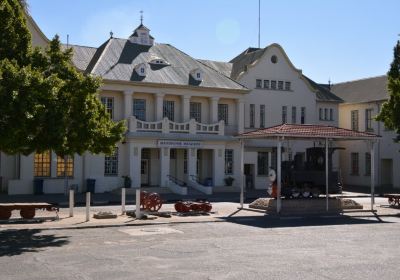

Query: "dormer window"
left=190, top=68, right=203, bottom=82
left=135, top=63, right=147, bottom=77
left=149, top=58, right=170, bottom=66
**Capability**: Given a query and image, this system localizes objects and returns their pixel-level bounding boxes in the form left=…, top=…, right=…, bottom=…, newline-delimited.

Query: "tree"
left=376, top=40, right=400, bottom=142
left=0, top=0, right=126, bottom=189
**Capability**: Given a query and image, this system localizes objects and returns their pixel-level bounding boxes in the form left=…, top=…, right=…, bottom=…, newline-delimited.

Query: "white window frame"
left=101, top=97, right=114, bottom=119
left=104, top=148, right=118, bottom=176
left=218, top=104, right=229, bottom=125
left=190, top=102, right=202, bottom=122
left=163, top=100, right=175, bottom=121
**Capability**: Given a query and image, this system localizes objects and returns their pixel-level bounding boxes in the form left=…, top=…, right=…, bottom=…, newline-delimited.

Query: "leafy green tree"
left=376, top=40, right=400, bottom=142
left=1, top=0, right=126, bottom=188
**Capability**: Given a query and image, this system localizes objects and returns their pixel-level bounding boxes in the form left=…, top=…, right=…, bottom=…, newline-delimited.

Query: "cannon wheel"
left=140, top=191, right=149, bottom=209
left=0, top=208, right=12, bottom=220
left=145, top=193, right=162, bottom=212
left=20, top=208, right=35, bottom=219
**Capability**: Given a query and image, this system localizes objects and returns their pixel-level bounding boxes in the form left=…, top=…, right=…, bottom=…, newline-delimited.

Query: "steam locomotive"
left=268, top=147, right=342, bottom=198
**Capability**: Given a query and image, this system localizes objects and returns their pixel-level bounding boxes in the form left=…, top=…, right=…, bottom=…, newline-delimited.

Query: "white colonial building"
left=332, top=76, right=400, bottom=190
left=1, top=20, right=251, bottom=195
left=201, top=45, right=342, bottom=190
left=1, top=15, right=353, bottom=195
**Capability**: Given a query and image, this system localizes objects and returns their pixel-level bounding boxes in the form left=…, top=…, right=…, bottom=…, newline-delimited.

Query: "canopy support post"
left=240, top=139, right=244, bottom=208
left=325, top=138, right=329, bottom=212
left=277, top=137, right=282, bottom=214
left=370, top=141, right=375, bottom=210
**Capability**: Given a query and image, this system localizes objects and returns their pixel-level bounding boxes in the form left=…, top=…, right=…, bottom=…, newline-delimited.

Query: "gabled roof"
left=62, top=44, right=97, bottom=72
left=303, top=76, right=343, bottom=102
left=198, top=44, right=342, bottom=103
left=73, top=38, right=247, bottom=91
left=237, top=123, right=380, bottom=140
left=331, top=75, right=388, bottom=104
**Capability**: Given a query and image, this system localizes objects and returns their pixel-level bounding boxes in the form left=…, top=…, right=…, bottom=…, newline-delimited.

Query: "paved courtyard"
left=1, top=198, right=400, bottom=279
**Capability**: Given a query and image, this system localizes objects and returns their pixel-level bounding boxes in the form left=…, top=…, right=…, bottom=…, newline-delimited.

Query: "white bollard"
left=135, top=188, right=141, bottom=219
left=86, top=192, right=91, bottom=222
left=121, top=188, right=126, bottom=214
left=69, top=189, right=74, bottom=217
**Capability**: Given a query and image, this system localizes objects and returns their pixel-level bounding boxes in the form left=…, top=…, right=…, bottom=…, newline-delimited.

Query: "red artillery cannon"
left=174, top=200, right=212, bottom=213
left=140, top=191, right=163, bottom=212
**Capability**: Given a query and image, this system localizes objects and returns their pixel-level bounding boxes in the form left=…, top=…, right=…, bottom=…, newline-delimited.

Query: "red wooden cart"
left=0, top=203, right=59, bottom=220
left=384, top=194, right=400, bottom=207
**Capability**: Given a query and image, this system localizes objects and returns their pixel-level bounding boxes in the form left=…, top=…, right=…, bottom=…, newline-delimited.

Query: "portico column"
left=160, top=147, right=170, bottom=187
left=213, top=147, right=225, bottom=187
left=182, top=95, right=191, bottom=122
left=236, top=99, right=245, bottom=134
left=187, top=148, right=197, bottom=181
left=129, top=144, right=141, bottom=188
left=155, top=93, right=165, bottom=121
left=209, top=97, right=219, bottom=123
left=123, top=89, right=133, bottom=119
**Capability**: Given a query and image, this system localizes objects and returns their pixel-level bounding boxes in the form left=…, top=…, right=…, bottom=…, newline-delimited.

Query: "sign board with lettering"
left=157, top=140, right=202, bottom=148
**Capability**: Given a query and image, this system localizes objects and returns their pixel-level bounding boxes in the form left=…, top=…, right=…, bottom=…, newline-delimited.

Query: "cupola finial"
left=140, top=10, right=143, bottom=24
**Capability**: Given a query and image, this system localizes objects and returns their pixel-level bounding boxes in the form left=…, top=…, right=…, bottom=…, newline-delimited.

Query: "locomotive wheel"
left=291, top=187, right=300, bottom=198
left=20, top=208, right=35, bottom=219
left=301, top=187, right=311, bottom=198
left=311, top=188, right=321, bottom=198
left=0, top=209, right=12, bottom=220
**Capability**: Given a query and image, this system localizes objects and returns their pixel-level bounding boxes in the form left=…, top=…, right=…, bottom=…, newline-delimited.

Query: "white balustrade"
left=128, top=116, right=225, bottom=135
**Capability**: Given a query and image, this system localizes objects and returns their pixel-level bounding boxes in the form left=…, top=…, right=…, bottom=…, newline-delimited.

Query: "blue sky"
left=28, top=0, right=399, bottom=83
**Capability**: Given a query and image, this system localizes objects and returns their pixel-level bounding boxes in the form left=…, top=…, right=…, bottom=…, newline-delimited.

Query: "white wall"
left=338, top=102, right=400, bottom=189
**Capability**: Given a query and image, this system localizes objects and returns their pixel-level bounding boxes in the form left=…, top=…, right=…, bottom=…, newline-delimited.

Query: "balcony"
left=128, top=116, right=225, bottom=135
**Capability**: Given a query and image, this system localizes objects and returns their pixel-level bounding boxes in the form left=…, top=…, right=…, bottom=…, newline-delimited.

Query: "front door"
left=141, top=159, right=149, bottom=186
left=381, top=159, right=393, bottom=186
left=244, top=164, right=254, bottom=190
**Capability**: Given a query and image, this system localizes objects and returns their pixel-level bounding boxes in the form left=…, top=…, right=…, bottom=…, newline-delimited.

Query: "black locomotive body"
left=279, top=147, right=342, bottom=198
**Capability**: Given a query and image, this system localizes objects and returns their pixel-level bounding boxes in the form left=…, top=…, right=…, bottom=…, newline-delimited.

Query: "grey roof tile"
left=62, top=44, right=97, bottom=71
left=331, top=75, right=388, bottom=104
left=83, top=38, right=247, bottom=90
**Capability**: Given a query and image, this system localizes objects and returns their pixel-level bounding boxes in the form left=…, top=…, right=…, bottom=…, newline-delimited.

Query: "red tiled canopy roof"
left=237, top=124, right=380, bottom=140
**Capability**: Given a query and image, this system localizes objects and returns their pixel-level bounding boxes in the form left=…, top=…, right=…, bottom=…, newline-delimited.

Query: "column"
left=155, top=93, right=164, bottom=121
left=213, top=147, right=225, bottom=186
left=239, top=140, right=245, bottom=208
left=236, top=99, right=245, bottom=134
left=160, top=147, right=170, bottom=187
left=187, top=148, right=197, bottom=181
left=277, top=138, right=282, bottom=214
left=123, top=89, right=133, bottom=119
left=209, top=97, right=219, bottom=123
left=182, top=95, right=191, bottom=122
left=129, top=143, right=141, bottom=188
left=325, top=138, right=329, bottom=212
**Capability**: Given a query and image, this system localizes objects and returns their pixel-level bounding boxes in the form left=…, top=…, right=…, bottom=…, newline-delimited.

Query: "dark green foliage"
left=376, top=40, right=400, bottom=142
left=0, top=0, right=126, bottom=156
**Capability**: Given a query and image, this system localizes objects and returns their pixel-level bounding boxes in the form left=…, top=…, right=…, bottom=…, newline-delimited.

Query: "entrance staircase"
left=187, top=175, right=213, bottom=195
left=166, top=175, right=187, bottom=195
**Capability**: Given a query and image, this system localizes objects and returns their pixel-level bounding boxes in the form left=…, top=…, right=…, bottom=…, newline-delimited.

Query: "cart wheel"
left=0, top=209, right=12, bottom=220
left=388, top=198, right=395, bottom=206
left=20, top=208, right=35, bottom=219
